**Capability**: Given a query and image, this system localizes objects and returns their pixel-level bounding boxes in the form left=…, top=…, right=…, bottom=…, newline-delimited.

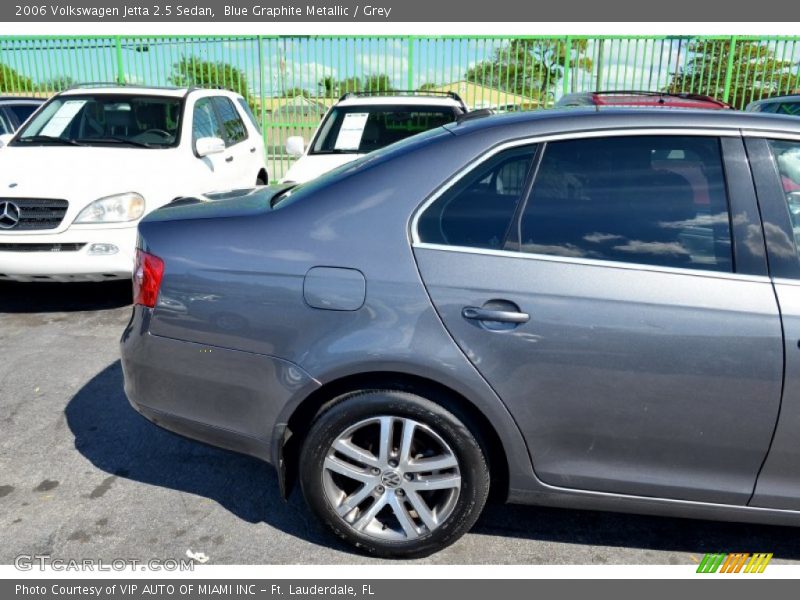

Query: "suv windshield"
left=310, top=104, right=458, bottom=155
left=14, top=94, right=182, bottom=148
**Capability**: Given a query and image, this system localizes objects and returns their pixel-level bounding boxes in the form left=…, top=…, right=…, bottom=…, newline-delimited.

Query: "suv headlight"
left=74, top=192, right=145, bottom=224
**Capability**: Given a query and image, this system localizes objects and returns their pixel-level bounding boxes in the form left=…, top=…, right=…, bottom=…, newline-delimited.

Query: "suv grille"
left=0, top=198, right=69, bottom=230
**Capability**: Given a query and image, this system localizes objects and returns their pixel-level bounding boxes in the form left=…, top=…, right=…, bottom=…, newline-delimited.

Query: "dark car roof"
left=443, top=108, right=800, bottom=140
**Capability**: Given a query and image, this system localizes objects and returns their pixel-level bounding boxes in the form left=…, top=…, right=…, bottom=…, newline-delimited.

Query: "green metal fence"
left=2, top=35, right=800, bottom=181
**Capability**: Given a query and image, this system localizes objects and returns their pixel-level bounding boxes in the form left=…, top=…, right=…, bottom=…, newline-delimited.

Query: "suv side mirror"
left=0, top=133, right=14, bottom=148
left=286, top=136, right=305, bottom=157
left=195, top=136, right=226, bottom=157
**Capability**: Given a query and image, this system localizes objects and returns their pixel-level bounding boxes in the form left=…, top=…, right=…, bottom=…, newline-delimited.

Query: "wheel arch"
left=275, top=370, right=512, bottom=503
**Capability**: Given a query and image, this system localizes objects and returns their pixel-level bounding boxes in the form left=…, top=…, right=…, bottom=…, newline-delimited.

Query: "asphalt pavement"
left=2, top=281, right=800, bottom=565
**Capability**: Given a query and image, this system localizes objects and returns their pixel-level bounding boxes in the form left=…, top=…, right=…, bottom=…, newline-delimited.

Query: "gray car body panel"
left=121, top=109, right=800, bottom=526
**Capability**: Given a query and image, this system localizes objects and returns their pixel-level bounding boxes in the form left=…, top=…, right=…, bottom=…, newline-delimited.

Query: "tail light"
left=133, top=248, right=164, bottom=308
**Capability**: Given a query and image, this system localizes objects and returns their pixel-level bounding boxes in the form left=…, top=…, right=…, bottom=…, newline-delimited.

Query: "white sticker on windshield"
left=334, top=112, right=369, bottom=151
left=39, top=100, right=87, bottom=137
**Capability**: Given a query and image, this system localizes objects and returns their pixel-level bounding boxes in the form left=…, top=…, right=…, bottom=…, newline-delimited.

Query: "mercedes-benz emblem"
left=0, top=201, right=21, bottom=229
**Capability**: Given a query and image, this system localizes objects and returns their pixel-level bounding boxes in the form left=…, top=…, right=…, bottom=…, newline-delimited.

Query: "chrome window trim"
left=773, top=277, right=800, bottom=287
left=410, top=126, right=741, bottom=245
left=742, top=129, right=800, bottom=142
left=412, top=242, right=771, bottom=284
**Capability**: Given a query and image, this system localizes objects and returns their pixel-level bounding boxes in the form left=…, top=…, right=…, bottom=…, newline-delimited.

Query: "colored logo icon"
left=697, top=553, right=773, bottom=573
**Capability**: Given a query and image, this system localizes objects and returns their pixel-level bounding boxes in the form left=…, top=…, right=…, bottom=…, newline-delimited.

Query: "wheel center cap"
left=380, top=470, right=402, bottom=488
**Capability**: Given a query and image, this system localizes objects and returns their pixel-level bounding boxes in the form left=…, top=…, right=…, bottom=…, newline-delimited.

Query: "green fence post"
left=722, top=35, right=737, bottom=104
left=258, top=35, right=266, bottom=141
left=407, top=35, right=414, bottom=90
left=115, top=35, right=125, bottom=84
left=562, top=35, right=572, bottom=97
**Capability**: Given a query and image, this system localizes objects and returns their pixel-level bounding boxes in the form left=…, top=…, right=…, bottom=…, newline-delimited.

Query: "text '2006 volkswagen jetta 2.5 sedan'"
left=122, top=108, right=800, bottom=558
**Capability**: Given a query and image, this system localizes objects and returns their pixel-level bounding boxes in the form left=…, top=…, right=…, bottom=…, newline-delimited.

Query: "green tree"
left=667, top=40, right=799, bottom=109
left=338, top=76, right=362, bottom=94
left=38, top=75, right=76, bottom=93
left=284, top=87, right=310, bottom=98
left=465, top=39, right=592, bottom=100
left=0, top=63, right=34, bottom=93
left=418, top=82, right=439, bottom=92
left=317, top=73, right=395, bottom=97
left=364, top=74, right=394, bottom=93
left=318, top=75, right=338, bottom=97
left=169, top=56, right=251, bottom=102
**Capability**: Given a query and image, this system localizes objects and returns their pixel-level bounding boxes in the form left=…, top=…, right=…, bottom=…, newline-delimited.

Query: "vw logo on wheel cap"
left=380, top=471, right=402, bottom=488
left=0, top=201, right=21, bottom=229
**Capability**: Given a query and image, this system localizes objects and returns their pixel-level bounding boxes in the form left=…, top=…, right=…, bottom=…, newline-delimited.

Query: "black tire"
left=299, top=389, right=490, bottom=558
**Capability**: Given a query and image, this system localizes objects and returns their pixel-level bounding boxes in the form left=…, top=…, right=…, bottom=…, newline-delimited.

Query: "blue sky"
left=2, top=36, right=799, bottom=101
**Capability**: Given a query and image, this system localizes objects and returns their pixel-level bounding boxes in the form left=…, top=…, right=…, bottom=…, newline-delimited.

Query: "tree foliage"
left=465, top=39, right=593, bottom=99
left=317, top=73, right=395, bottom=97
left=0, top=63, right=34, bottom=93
left=170, top=56, right=251, bottom=102
left=38, top=75, right=77, bottom=92
left=667, top=40, right=800, bottom=108
left=284, top=87, right=310, bottom=98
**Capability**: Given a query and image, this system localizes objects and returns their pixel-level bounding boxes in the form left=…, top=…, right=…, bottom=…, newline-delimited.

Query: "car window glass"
left=7, top=104, right=38, bottom=124
left=237, top=98, right=261, bottom=133
left=192, top=98, right=224, bottom=142
left=767, top=139, right=800, bottom=250
left=519, top=135, right=733, bottom=273
left=774, top=103, right=800, bottom=116
left=14, top=95, right=181, bottom=147
left=417, top=146, right=536, bottom=249
left=0, top=110, right=11, bottom=134
left=311, top=105, right=457, bottom=154
left=212, top=97, right=248, bottom=146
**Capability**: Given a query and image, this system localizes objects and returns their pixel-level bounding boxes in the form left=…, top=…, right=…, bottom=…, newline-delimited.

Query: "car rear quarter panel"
left=135, top=128, right=538, bottom=491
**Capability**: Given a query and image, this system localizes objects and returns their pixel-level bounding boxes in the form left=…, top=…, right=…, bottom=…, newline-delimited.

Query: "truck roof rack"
left=339, top=90, right=466, bottom=109
left=455, top=108, right=495, bottom=123
left=66, top=82, right=188, bottom=91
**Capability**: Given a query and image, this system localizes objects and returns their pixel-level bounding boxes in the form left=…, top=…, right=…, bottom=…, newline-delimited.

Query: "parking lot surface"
left=3, top=281, right=800, bottom=565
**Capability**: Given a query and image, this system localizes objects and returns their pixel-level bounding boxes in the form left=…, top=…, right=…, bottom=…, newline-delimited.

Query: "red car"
left=556, top=90, right=731, bottom=110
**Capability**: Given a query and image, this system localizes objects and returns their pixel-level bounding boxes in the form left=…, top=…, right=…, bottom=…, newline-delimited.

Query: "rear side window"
left=519, top=135, right=733, bottom=272
left=192, top=98, right=224, bottom=142
left=212, top=97, right=248, bottom=146
left=766, top=139, right=800, bottom=247
left=417, top=146, right=536, bottom=249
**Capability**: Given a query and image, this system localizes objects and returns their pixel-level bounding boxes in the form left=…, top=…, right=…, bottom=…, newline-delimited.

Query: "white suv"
left=0, top=85, right=268, bottom=282
left=281, top=91, right=466, bottom=184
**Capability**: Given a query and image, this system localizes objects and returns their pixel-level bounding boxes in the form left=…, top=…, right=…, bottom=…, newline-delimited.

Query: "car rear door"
left=413, top=130, right=783, bottom=504
left=746, top=135, right=800, bottom=510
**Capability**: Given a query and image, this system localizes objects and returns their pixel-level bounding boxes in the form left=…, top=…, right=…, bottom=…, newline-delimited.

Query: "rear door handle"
left=225, top=156, right=234, bottom=162
left=250, top=147, right=257, bottom=153
left=462, top=306, right=530, bottom=324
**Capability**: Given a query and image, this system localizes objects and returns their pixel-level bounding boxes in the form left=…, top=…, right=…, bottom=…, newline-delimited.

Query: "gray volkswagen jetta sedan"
left=122, top=108, right=800, bottom=557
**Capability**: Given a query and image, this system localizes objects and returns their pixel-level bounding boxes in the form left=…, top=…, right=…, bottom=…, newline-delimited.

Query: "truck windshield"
left=13, top=94, right=182, bottom=148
